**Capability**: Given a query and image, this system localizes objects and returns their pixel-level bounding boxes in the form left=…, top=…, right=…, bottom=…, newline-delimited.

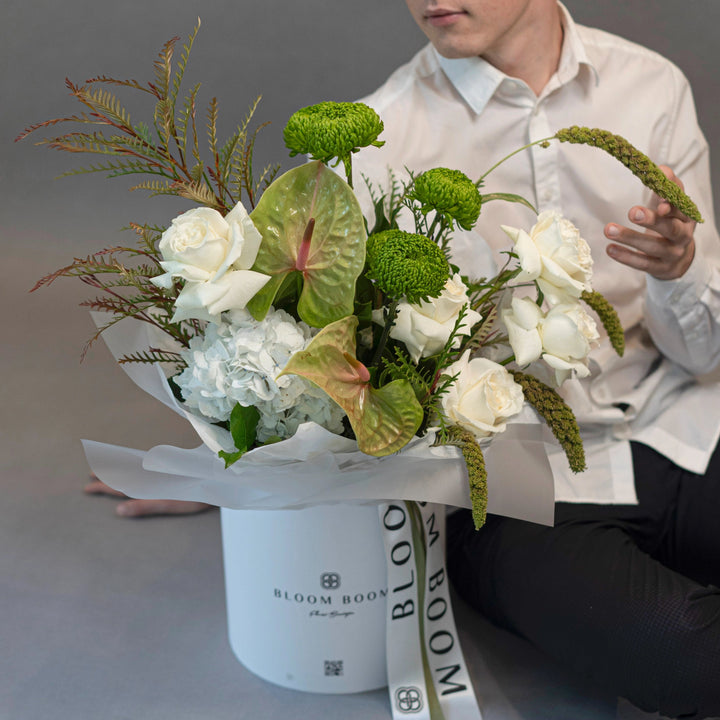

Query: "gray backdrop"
left=2, top=3, right=719, bottom=719
left=3, top=0, right=720, bottom=242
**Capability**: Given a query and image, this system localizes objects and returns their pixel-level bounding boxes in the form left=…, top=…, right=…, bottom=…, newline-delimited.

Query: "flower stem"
left=371, top=299, right=399, bottom=367
left=477, top=136, right=555, bottom=183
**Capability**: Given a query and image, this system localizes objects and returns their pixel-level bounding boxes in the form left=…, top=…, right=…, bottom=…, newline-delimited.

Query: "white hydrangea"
left=174, top=307, right=345, bottom=442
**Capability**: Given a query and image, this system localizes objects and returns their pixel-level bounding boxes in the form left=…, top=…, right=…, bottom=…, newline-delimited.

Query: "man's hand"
left=85, top=476, right=213, bottom=517
left=604, top=166, right=696, bottom=280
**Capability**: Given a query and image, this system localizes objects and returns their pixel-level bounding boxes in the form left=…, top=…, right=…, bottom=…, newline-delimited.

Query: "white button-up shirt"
left=353, top=4, right=720, bottom=503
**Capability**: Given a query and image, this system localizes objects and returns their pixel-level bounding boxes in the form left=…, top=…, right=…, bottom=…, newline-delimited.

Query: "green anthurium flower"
left=247, top=161, right=366, bottom=328
left=279, top=315, right=423, bottom=456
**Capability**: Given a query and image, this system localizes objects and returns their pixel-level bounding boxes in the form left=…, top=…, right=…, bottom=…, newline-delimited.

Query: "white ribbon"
left=381, top=502, right=482, bottom=720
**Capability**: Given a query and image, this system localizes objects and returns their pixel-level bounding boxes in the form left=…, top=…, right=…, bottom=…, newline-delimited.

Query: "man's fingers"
left=115, top=499, right=213, bottom=517
left=658, top=164, right=684, bottom=190
left=84, top=478, right=127, bottom=498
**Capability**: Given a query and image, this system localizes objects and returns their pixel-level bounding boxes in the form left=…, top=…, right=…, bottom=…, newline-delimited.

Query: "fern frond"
left=187, top=162, right=202, bottom=184
left=380, top=346, right=434, bottom=401
left=56, top=160, right=169, bottom=181
left=173, top=179, right=222, bottom=208
left=465, top=306, right=498, bottom=351
left=169, top=19, right=201, bottom=113
left=254, top=162, right=281, bottom=196
left=153, top=98, right=174, bottom=150
left=85, top=75, right=158, bottom=97
left=15, top=112, right=97, bottom=142
left=153, top=35, right=178, bottom=101
left=73, top=85, right=134, bottom=131
left=176, top=82, right=201, bottom=161
left=128, top=179, right=180, bottom=196
left=206, top=97, right=220, bottom=184
left=238, top=120, right=271, bottom=208
left=118, top=348, right=186, bottom=367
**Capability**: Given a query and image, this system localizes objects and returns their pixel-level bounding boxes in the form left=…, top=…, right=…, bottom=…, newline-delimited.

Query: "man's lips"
left=425, top=9, right=467, bottom=27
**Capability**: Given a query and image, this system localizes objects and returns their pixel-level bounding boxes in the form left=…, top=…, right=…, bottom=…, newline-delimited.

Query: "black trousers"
left=447, top=440, right=720, bottom=719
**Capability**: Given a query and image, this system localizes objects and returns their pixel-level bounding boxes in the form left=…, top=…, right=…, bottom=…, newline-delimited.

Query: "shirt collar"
left=434, top=2, right=599, bottom=116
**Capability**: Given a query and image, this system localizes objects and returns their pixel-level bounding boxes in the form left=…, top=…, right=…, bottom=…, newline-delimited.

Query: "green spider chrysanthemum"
left=283, top=101, right=384, bottom=186
left=366, top=229, right=450, bottom=303
left=556, top=126, right=703, bottom=223
left=409, top=167, right=483, bottom=231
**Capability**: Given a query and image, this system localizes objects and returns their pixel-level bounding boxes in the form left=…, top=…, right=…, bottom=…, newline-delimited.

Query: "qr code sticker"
left=324, top=660, right=344, bottom=677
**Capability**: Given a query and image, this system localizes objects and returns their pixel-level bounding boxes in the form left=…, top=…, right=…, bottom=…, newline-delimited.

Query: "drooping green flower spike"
left=581, top=289, right=625, bottom=357
left=409, top=167, right=483, bottom=231
left=555, top=126, right=704, bottom=223
left=443, top=425, right=488, bottom=530
left=366, top=229, right=450, bottom=303
left=283, top=101, right=384, bottom=187
left=510, top=370, right=587, bottom=473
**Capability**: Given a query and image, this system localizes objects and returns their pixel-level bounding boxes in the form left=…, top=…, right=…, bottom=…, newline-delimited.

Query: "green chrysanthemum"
left=366, top=229, right=450, bottom=303
left=556, top=126, right=703, bottom=223
left=283, top=101, right=384, bottom=186
left=409, top=167, right=483, bottom=231
left=510, top=370, right=587, bottom=473
left=581, top=290, right=625, bottom=357
left=444, top=425, right=488, bottom=530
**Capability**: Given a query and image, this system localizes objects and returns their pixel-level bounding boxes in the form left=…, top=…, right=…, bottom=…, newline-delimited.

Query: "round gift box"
left=220, top=503, right=388, bottom=693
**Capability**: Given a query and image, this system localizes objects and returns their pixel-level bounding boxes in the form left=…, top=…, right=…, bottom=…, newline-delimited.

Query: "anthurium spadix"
left=279, top=315, right=424, bottom=456
left=247, top=161, right=366, bottom=328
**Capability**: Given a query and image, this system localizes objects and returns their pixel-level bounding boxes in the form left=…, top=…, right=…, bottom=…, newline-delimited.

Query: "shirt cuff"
left=645, top=242, right=713, bottom=309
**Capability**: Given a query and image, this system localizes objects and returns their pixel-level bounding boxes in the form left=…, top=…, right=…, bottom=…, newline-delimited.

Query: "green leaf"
left=247, top=161, right=366, bottom=328
left=218, top=403, right=260, bottom=468
left=481, top=192, right=537, bottom=214
left=279, top=316, right=423, bottom=456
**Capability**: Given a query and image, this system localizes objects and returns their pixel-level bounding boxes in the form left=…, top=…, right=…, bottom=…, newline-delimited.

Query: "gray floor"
left=1, top=216, right=663, bottom=720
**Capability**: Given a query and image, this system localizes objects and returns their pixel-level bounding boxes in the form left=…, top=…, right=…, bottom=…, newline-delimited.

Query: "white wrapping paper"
left=83, top=314, right=557, bottom=525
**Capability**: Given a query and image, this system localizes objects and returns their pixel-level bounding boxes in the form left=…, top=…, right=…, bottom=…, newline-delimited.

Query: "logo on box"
left=320, top=572, right=341, bottom=589
left=396, top=686, right=424, bottom=713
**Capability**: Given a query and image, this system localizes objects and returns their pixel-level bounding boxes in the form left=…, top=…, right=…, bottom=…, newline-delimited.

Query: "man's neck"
left=482, top=2, right=564, bottom=96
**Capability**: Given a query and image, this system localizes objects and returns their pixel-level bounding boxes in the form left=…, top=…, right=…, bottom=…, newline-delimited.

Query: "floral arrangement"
left=19, top=23, right=700, bottom=529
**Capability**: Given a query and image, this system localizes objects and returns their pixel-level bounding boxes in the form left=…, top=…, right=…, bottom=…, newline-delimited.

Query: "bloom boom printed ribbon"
left=380, top=501, right=483, bottom=720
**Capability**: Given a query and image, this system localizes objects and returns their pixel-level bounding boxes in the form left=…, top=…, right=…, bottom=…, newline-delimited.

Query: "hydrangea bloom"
left=174, top=308, right=345, bottom=442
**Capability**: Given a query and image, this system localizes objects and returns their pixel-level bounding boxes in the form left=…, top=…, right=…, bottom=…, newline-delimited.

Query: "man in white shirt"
left=353, top=1, right=720, bottom=717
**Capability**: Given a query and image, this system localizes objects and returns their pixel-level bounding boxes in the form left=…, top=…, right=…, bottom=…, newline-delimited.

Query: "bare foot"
left=84, top=476, right=213, bottom=517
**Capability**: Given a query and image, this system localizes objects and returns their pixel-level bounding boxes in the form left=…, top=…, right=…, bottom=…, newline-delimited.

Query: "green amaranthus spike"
left=409, top=167, right=483, bottom=231
left=366, top=229, right=450, bottom=303
left=444, top=426, right=488, bottom=530
left=283, top=101, right=384, bottom=187
left=510, top=370, right=587, bottom=473
left=581, top=289, right=625, bottom=357
left=555, top=126, right=703, bottom=223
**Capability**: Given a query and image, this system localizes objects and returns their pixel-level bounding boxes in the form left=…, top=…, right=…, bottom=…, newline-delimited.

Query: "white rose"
left=538, top=303, right=599, bottom=384
left=502, top=210, right=593, bottom=305
left=373, top=274, right=483, bottom=362
left=502, top=297, right=599, bottom=385
left=440, top=351, right=524, bottom=439
left=152, top=202, right=270, bottom=322
left=501, top=296, right=544, bottom=366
